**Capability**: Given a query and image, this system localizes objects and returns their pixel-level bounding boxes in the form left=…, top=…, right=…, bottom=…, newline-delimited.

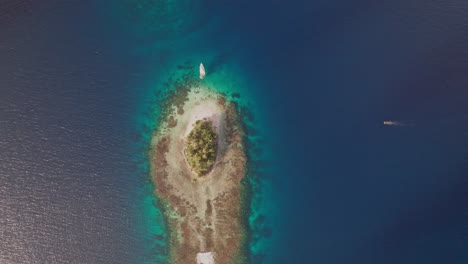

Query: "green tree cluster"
left=185, top=120, right=218, bottom=176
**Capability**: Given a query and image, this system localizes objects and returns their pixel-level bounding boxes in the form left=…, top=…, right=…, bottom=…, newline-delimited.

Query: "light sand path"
left=196, top=252, right=215, bottom=264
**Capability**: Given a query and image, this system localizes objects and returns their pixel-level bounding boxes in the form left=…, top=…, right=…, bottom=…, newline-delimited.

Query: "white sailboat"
left=199, top=63, right=206, bottom=79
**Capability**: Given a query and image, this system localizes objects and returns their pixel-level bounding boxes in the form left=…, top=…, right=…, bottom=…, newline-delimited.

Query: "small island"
left=185, top=120, right=218, bottom=176
left=150, top=80, right=247, bottom=264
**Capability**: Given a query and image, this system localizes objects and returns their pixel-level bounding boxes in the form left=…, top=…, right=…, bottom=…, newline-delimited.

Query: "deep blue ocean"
left=0, top=1, right=467, bottom=263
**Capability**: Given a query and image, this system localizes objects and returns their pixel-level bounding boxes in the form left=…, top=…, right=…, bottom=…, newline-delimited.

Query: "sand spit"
left=196, top=252, right=215, bottom=264
left=150, top=87, right=246, bottom=264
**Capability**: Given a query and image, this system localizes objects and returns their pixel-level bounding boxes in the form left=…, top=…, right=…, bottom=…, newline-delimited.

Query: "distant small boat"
left=199, top=63, right=206, bottom=79
left=383, top=120, right=408, bottom=126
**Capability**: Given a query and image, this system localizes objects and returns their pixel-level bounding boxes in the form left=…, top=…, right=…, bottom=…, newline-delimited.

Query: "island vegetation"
left=185, top=120, right=218, bottom=176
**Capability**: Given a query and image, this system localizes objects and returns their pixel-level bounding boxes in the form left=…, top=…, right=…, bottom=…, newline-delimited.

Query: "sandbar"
left=150, top=86, right=247, bottom=264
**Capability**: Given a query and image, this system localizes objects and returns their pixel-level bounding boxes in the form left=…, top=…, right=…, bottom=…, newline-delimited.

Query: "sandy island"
left=150, top=87, right=247, bottom=264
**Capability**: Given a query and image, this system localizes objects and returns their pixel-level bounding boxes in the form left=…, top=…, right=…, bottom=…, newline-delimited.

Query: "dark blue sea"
left=1, top=1, right=467, bottom=263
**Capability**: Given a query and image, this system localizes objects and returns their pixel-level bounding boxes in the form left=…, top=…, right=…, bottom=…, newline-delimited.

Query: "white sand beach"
left=196, top=252, right=215, bottom=264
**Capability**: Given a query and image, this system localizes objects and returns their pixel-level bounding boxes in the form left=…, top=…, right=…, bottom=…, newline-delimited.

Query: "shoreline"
left=149, top=83, right=248, bottom=264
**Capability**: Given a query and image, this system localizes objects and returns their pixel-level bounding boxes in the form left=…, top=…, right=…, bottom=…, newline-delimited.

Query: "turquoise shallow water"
left=130, top=61, right=281, bottom=263
left=105, top=1, right=284, bottom=262
left=2, top=1, right=466, bottom=263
